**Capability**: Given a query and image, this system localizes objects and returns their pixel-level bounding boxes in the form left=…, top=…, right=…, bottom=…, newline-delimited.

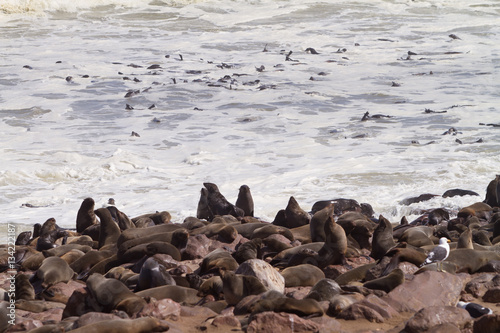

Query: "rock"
left=478, top=260, right=500, bottom=273
left=383, top=271, right=464, bottom=312
left=305, top=278, right=342, bottom=303
left=136, top=298, right=181, bottom=321
left=43, top=280, right=86, bottom=304
left=336, top=295, right=398, bottom=323
left=235, top=259, right=285, bottom=293
left=465, top=274, right=496, bottom=298
left=180, top=305, right=218, bottom=318
left=246, top=312, right=320, bottom=333
left=211, top=313, right=241, bottom=328
left=426, top=323, right=461, bottom=333
left=404, top=306, right=472, bottom=333
left=473, top=314, right=500, bottom=333
left=74, top=312, right=127, bottom=328
left=482, top=287, right=500, bottom=303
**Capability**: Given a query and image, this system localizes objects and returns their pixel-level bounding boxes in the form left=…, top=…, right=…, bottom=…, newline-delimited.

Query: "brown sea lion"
left=198, top=248, right=239, bottom=275
left=15, top=273, right=35, bottom=300
left=484, top=175, right=500, bottom=207
left=76, top=198, right=98, bottom=233
left=335, top=263, right=377, bottom=285
left=34, top=256, right=75, bottom=289
left=117, top=223, right=185, bottom=247
left=457, top=227, right=474, bottom=249
left=283, top=196, right=311, bottom=228
left=309, top=203, right=335, bottom=242
left=316, top=216, right=347, bottom=267
left=281, top=264, right=325, bottom=287
left=445, top=249, right=500, bottom=273
left=250, top=297, right=323, bottom=317
left=220, top=270, right=267, bottom=306
left=132, top=211, right=171, bottom=226
left=232, top=238, right=262, bottom=264
left=235, top=184, right=254, bottom=217
left=135, top=257, right=176, bottom=291
left=370, top=215, right=396, bottom=260
left=203, top=182, right=244, bottom=219
left=106, top=206, right=135, bottom=230
left=135, top=285, right=201, bottom=305
left=363, top=268, right=405, bottom=293
left=197, top=187, right=213, bottom=221
left=118, top=229, right=188, bottom=255
left=95, top=208, right=121, bottom=249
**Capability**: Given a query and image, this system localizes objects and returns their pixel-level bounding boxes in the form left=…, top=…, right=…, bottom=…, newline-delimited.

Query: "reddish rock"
left=465, top=274, right=496, bottom=298
left=181, top=234, right=243, bottom=260
left=426, top=323, right=461, bottom=333
left=43, top=280, right=86, bottom=304
left=246, top=312, right=320, bottom=333
left=211, top=313, right=241, bottom=328
left=62, top=288, right=92, bottom=318
left=336, top=295, right=398, bottom=323
left=74, top=312, right=127, bottom=328
left=136, top=298, right=181, bottom=321
left=323, top=265, right=349, bottom=280
left=404, top=306, right=472, bottom=333
left=473, top=314, right=500, bottom=333
left=179, top=305, right=218, bottom=318
left=383, top=271, right=464, bottom=312
left=309, top=316, right=342, bottom=333
left=5, top=319, right=43, bottom=332
left=285, top=286, right=312, bottom=300
left=482, top=287, right=500, bottom=303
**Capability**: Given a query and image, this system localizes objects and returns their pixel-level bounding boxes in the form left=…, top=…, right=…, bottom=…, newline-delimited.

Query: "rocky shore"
left=2, top=176, right=500, bottom=333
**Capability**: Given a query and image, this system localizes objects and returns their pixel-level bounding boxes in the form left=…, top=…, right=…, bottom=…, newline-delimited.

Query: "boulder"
left=246, top=312, right=320, bottom=333
left=473, top=314, right=500, bottom=333
left=235, top=259, right=285, bottom=293
left=404, top=306, right=473, bottom=333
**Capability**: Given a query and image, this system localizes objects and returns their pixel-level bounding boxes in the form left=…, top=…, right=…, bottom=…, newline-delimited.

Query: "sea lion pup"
left=250, top=296, right=324, bottom=317
left=69, top=317, right=168, bottom=333
left=86, top=273, right=146, bottom=315
left=203, top=182, right=244, bottom=219
left=95, top=208, right=121, bottom=249
left=370, top=215, right=396, bottom=260
left=135, top=285, right=201, bottom=305
left=15, top=231, right=32, bottom=245
left=281, top=264, right=325, bottom=287
left=232, top=238, right=262, bottom=264
left=33, top=256, right=75, bottom=290
left=315, top=216, right=347, bottom=268
left=76, top=197, right=98, bottom=233
left=220, top=270, right=267, bottom=306
left=198, top=248, right=239, bottom=275
left=135, top=257, right=175, bottom=291
left=15, top=273, right=35, bottom=300
left=106, top=205, right=135, bottom=230
left=484, top=174, right=500, bottom=208
left=363, top=268, right=404, bottom=293
left=310, top=203, right=335, bottom=242
left=280, top=196, right=311, bottom=228
left=445, top=248, right=500, bottom=273
left=235, top=184, right=254, bottom=217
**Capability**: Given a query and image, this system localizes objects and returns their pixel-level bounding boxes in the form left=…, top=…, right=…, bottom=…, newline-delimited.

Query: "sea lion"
left=270, top=242, right=324, bottom=267
left=118, top=229, right=189, bottom=255
left=60, top=249, right=86, bottom=265
left=442, top=189, right=479, bottom=198
left=445, top=249, right=500, bottom=273
left=198, top=276, right=224, bottom=298
left=428, top=208, right=450, bottom=225
left=305, top=278, right=342, bottom=303
left=106, top=206, right=135, bottom=230
left=484, top=175, right=500, bottom=207
left=220, top=270, right=267, bottom=306
left=198, top=248, right=239, bottom=275
left=76, top=198, right=98, bottom=233
left=95, top=208, right=121, bottom=249
left=399, top=226, right=434, bottom=247
left=370, top=215, right=396, bottom=260
left=363, top=268, right=405, bottom=293
left=15, top=231, right=32, bottom=245
left=70, top=249, right=116, bottom=275
left=135, top=285, right=201, bottom=305
left=86, top=273, right=146, bottom=315
left=190, top=223, right=238, bottom=243
left=197, top=187, right=213, bottom=221
left=69, top=317, right=168, bottom=333
left=117, top=223, right=185, bottom=246
left=232, top=222, right=267, bottom=239
left=34, top=256, right=75, bottom=289
left=15, top=273, right=35, bottom=300
left=250, top=297, right=323, bottom=317
left=235, top=184, right=254, bottom=217
left=281, top=264, right=325, bottom=287
left=119, top=241, right=181, bottom=263
left=252, top=224, right=294, bottom=242
left=232, top=238, right=262, bottom=264
left=135, top=257, right=176, bottom=291
left=289, top=224, right=312, bottom=244
left=203, top=182, right=244, bottom=219
left=316, top=216, right=347, bottom=267
left=42, top=244, right=92, bottom=258
left=335, top=263, right=377, bottom=285
left=380, top=246, right=427, bottom=276
left=132, top=211, right=171, bottom=226
left=457, top=228, right=474, bottom=249
left=309, top=203, right=335, bottom=242
left=328, top=293, right=365, bottom=316
left=282, top=196, right=311, bottom=228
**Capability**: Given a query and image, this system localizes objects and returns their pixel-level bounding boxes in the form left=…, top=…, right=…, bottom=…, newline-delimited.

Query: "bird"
left=420, top=237, right=450, bottom=272
left=457, top=301, right=492, bottom=318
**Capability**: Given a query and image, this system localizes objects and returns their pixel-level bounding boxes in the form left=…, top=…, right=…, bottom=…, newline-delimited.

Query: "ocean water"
left=1, top=0, right=499, bottom=242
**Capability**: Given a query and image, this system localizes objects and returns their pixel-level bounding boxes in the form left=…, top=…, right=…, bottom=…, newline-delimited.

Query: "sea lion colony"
left=2, top=177, right=500, bottom=332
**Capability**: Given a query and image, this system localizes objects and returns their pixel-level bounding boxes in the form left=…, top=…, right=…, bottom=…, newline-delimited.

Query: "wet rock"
left=404, top=306, right=472, bottom=333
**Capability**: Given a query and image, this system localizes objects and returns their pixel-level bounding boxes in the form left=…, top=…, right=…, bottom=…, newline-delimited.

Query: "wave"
left=0, top=0, right=204, bottom=14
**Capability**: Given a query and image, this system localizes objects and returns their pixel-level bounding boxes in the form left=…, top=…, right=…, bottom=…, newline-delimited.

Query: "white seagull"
left=421, top=237, right=450, bottom=272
